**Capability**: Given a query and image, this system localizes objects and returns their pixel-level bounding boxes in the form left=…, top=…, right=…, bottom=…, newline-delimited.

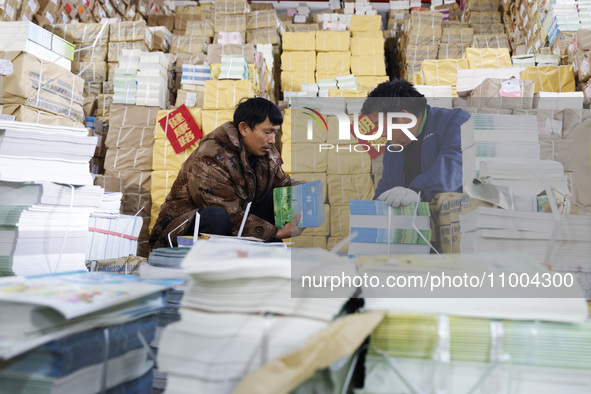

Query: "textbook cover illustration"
left=273, top=180, right=325, bottom=229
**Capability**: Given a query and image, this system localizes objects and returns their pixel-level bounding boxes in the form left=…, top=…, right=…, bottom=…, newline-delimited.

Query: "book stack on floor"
left=359, top=253, right=591, bottom=393
left=158, top=241, right=356, bottom=393
left=0, top=121, right=102, bottom=276
left=348, top=200, right=432, bottom=256
left=141, top=247, right=190, bottom=393
left=0, top=271, right=182, bottom=393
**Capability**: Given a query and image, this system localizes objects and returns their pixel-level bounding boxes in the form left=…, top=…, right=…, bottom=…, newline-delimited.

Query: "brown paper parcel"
left=104, top=147, right=154, bottom=172
left=468, top=78, right=535, bottom=109
left=0, top=51, right=85, bottom=123
left=327, top=174, right=374, bottom=206
left=0, top=104, right=85, bottom=128
left=105, top=169, right=152, bottom=194
left=107, top=104, right=160, bottom=149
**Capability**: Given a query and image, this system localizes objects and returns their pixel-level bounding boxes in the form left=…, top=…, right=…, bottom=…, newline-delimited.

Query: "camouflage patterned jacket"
left=149, top=121, right=291, bottom=248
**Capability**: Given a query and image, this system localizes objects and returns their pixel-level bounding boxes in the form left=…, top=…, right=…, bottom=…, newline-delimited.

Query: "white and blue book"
left=273, top=180, right=325, bottom=228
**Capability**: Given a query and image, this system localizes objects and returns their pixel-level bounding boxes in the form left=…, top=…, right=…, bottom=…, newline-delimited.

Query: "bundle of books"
left=180, top=64, right=211, bottom=87
left=137, top=52, right=169, bottom=109
left=86, top=212, right=143, bottom=260
left=0, top=272, right=182, bottom=393
left=337, top=74, right=358, bottom=90
left=113, top=49, right=140, bottom=105
left=219, top=54, right=249, bottom=80
left=348, top=200, right=432, bottom=256
left=318, top=78, right=338, bottom=97
left=158, top=241, right=356, bottom=392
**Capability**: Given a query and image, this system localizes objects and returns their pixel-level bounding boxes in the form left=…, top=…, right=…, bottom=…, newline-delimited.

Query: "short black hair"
left=233, top=97, right=283, bottom=130
left=361, top=79, right=427, bottom=116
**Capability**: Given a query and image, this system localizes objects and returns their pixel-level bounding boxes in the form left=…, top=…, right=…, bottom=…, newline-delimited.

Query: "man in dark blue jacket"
left=362, top=80, right=471, bottom=206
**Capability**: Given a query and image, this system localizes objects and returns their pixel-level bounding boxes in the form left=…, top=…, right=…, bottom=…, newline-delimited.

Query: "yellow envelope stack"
left=281, top=109, right=331, bottom=143
left=153, top=108, right=203, bottom=140
left=282, top=31, right=316, bottom=51
left=349, top=15, right=383, bottom=32
left=351, top=55, right=387, bottom=76
left=203, top=80, right=254, bottom=110
left=280, top=72, right=316, bottom=92
left=315, top=31, right=351, bottom=52
left=465, top=48, right=512, bottom=69
left=421, top=58, right=469, bottom=87
left=316, top=52, right=351, bottom=76
left=208, top=63, right=260, bottom=95
left=281, top=32, right=318, bottom=92
left=357, top=76, right=389, bottom=91
left=281, top=51, right=316, bottom=73
left=152, top=139, right=199, bottom=172
left=351, top=33, right=388, bottom=88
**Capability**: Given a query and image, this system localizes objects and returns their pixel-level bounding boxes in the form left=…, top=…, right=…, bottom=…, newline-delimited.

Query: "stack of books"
left=158, top=241, right=356, bottom=392
left=86, top=213, right=143, bottom=260
left=337, top=74, right=358, bottom=90
left=137, top=52, right=169, bottom=109
left=317, top=78, right=338, bottom=97
left=348, top=200, right=432, bottom=256
left=0, top=21, right=75, bottom=70
left=180, top=64, right=211, bottom=87
left=113, top=49, right=141, bottom=105
left=219, top=54, right=249, bottom=80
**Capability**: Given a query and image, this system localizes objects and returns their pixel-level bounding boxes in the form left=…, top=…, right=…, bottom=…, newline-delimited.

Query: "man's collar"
left=417, top=108, right=428, bottom=137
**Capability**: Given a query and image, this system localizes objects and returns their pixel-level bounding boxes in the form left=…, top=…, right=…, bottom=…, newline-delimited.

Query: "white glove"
left=377, top=187, right=420, bottom=207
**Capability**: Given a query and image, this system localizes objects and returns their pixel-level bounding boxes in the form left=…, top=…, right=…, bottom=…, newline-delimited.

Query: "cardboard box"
left=0, top=51, right=84, bottom=123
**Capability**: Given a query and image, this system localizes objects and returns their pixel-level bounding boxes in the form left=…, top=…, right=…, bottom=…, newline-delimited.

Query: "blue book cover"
left=274, top=180, right=325, bottom=228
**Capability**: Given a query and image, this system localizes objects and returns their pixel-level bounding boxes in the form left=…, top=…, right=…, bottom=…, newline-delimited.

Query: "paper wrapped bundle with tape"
left=327, top=147, right=372, bottom=174
left=330, top=206, right=350, bottom=238
left=350, top=36, right=385, bottom=57
left=171, top=35, right=208, bottom=55
left=472, top=34, right=509, bottom=49
left=328, top=89, right=368, bottom=98
left=109, top=20, right=146, bottom=42
left=421, top=58, right=469, bottom=86
left=106, top=104, right=161, bottom=149
left=407, top=11, right=443, bottom=45
left=465, top=48, right=512, bottom=69
left=280, top=72, right=316, bottom=92
left=176, top=53, right=207, bottom=72
left=290, top=236, right=328, bottom=249
left=327, top=174, right=374, bottom=206
left=280, top=142, right=328, bottom=174
left=201, top=110, right=234, bottom=134
left=108, top=41, right=149, bottom=63
left=152, top=138, right=199, bottom=172
left=145, top=27, right=173, bottom=53
left=246, top=9, right=277, bottom=29
left=215, top=0, right=250, bottom=15
left=96, top=94, right=113, bottom=118
left=281, top=51, right=315, bottom=73
left=50, top=23, right=109, bottom=43
left=316, top=52, right=351, bottom=75
left=214, top=14, right=246, bottom=33
left=282, top=31, right=316, bottom=51
left=438, top=44, right=468, bottom=59
left=185, top=20, right=215, bottom=38
left=316, top=31, right=350, bottom=52
left=406, top=45, right=439, bottom=63
left=350, top=15, right=383, bottom=32
left=176, top=89, right=205, bottom=108
left=575, top=51, right=591, bottom=82
left=468, top=11, right=501, bottom=25
left=440, top=27, right=474, bottom=45
left=0, top=51, right=85, bottom=123
left=105, top=169, right=151, bottom=195
left=246, top=27, right=280, bottom=45
left=467, top=78, right=535, bottom=109
left=72, top=61, right=107, bottom=83
left=521, top=66, right=576, bottom=93
left=472, top=23, right=504, bottom=35
left=351, top=55, right=386, bottom=76
left=104, top=147, right=154, bottom=172
left=150, top=170, right=179, bottom=229
left=203, top=79, right=252, bottom=110
left=357, top=76, right=389, bottom=91
left=73, top=42, right=108, bottom=62
left=0, top=104, right=85, bottom=128
left=207, top=43, right=255, bottom=64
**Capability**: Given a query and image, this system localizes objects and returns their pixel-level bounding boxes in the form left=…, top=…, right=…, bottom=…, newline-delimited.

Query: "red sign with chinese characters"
left=350, top=114, right=388, bottom=159
left=158, top=105, right=203, bottom=154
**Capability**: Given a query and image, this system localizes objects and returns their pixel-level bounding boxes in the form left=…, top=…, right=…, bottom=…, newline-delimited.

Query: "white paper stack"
left=318, top=78, right=338, bottom=97
left=414, top=85, right=453, bottom=108
left=219, top=54, right=249, bottom=80
left=456, top=68, right=523, bottom=96
left=337, top=74, right=358, bottom=90
left=301, top=83, right=319, bottom=96
left=461, top=114, right=540, bottom=189
left=86, top=212, right=143, bottom=260
left=547, top=3, right=581, bottom=45
left=256, top=43, right=274, bottom=72
left=534, top=92, right=585, bottom=110
left=536, top=53, right=560, bottom=66
left=512, top=54, right=536, bottom=67
left=137, top=51, right=169, bottom=109
left=580, top=0, right=591, bottom=28
left=158, top=241, right=356, bottom=392
left=113, top=49, right=141, bottom=105
left=0, top=21, right=73, bottom=70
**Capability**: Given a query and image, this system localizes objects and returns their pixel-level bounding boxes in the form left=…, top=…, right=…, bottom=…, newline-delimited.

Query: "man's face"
left=369, top=110, right=422, bottom=148
left=239, top=116, right=280, bottom=157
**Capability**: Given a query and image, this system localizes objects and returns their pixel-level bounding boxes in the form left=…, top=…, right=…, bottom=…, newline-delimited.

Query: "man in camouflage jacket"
left=150, top=98, right=302, bottom=249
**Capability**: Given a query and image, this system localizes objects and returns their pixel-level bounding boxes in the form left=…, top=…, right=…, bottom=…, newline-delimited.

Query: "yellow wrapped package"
left=327, top=147, right=372, bottom=174
left=291, top=236, right=328, bottom=249
left=154, top=108, right=202, bottom=140
left=316, top=31, right=351, bottom=52
left=327, top=236, right=348, bottom=252
left=280, top=51, right=316, bottom=73
left=203, top=80, right=253, bottom=110
left=150, top=201, right=164, bottom=233
left=328, top=89, right=368, bottom=98
left=315, top=71, right=339, bottom=81
left=349, top=15, right=382, bottom=32
left=327, top=174, right=374, bottom=206
left=330, top=205, right=350, bottom=238
left=351, top=31, right=383, bottom=39
left=316, top=52, right=351, bottom=75
left=282, top=31, right=316, bottom=51
left=281, top=109, right=333, bottom=143
left=280, top=72, right=316, bottom=92
left=281, top=142, right=328, bottom=173
left=151, top=170, right=178, bottom=206
left=290, top=172, right=328, bottom=202
left=521, top=66, right=576, bottom=93
left=465, top=48, right=511, bottom=69
left=201, top=110, right=234, bottom=134
left=421, top=59, right=469, bottom=86
left=351, top=55, right=386, bottom=76
left=302, top=205, right=331, bottom=237
left=208, top=63, right=260, bottom=94
left=350, top=37, right=385, bottom=57
left=357, top=75, right=389, bottom=91
left=152, top=138, right=198, bottom=172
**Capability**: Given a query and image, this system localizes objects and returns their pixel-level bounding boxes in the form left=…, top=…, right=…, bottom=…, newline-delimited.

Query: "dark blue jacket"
left=374, top=106, right=471, bottom=202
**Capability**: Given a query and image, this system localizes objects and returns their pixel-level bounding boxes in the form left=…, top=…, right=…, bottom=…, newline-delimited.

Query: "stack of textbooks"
left=86, top=213, right=143, bottom=260
left=0, top=121, right=100, bottom=276
left=137, top=52, right=169, bottom=109
left=158, top=241, right=356, bottom=392
left=180, top=64, right=211, bottom=87
left=113, top=49, right=141, bottom=105
left=348, top=200, right=432, bottom=256
left=219, top=54, right=249, bottom=80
